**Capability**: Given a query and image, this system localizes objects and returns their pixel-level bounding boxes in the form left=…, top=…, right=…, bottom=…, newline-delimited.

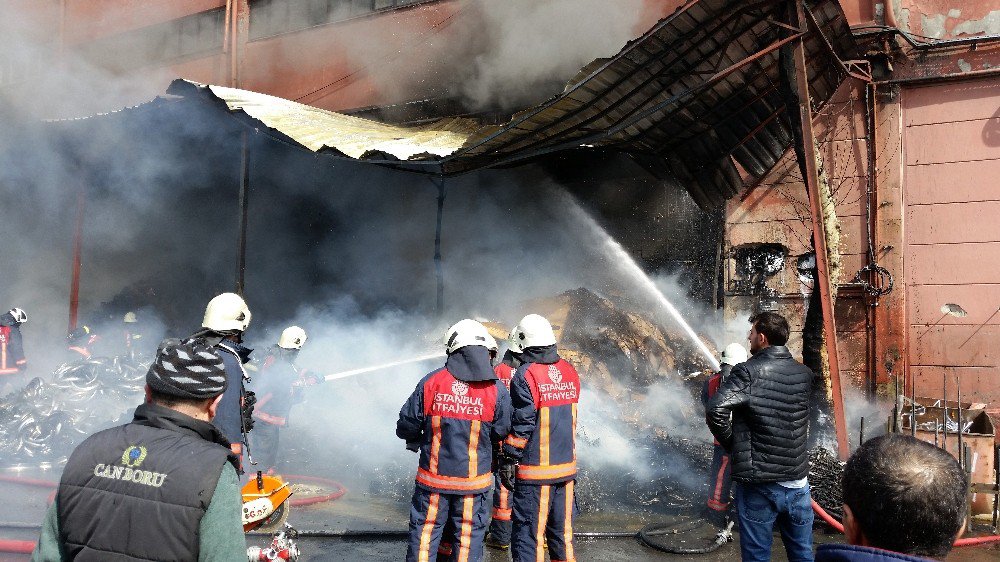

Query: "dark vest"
left=57, top=403, right=235, bottom=561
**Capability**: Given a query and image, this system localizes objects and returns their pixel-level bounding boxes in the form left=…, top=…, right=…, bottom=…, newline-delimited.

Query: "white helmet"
left=484, top=333, right=498, bottom=353
left=278, top=326, right=307, bottom=350
left=443, top=319, right=491, bottom=354
left=123, top=311, right=137, bottom=323
left=8, top=308, right=26, bottom=324
left=720, top=343, right=749, bottom=366
left=506, top=327, right=523, bottom=354
left=202, top=293, right=251, bottom=332
left=515, top=314, right=556, bottom=348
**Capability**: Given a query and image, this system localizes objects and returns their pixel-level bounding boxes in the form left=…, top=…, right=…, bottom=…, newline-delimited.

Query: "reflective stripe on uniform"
left=418, top=493, right=440, bottom=562
left=429, top=416, right=442, bottom=473
left=563, top=480, right=574, bottom=561
left=517, top=460, right=577, bottom=481
left=492, top=484, right=511, bottom=520
left=416, top=469, right=493, bottom=492
left=539, top=407, right=550, bottom=465
left=505, top=434, right=528, bottom=448
left=468, top=420, right=480, bottom=478
left=457, top=495, right=474, bottom=562
left=535, top=485, right=550, bottom=562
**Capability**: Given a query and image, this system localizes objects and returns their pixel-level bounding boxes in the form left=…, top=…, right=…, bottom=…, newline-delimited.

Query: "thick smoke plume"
left=0, top=1, right=725, bottom=523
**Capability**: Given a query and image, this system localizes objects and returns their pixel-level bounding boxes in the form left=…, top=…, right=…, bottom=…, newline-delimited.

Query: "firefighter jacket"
left=53, top=402, right=240, bottom=561
left=252, top=346, right=311, bottom=427
left=503, top=345, right=581, bottom=485
left=494, top=350, right=521, bottom=391
left=212, top=339, right=252, bottom=447
left=397, top=345, right=512, bottom=495
left=0, top=313, right=26, bottom=374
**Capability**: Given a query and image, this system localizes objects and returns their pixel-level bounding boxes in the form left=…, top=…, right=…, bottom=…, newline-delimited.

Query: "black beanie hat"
left=146, top=338, right=228, bottom=399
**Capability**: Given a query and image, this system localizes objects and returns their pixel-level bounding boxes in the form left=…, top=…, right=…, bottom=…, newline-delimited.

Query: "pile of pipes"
left=808, top=446, right=845, bottom=520
left=0, top=356, right=148, bottom=467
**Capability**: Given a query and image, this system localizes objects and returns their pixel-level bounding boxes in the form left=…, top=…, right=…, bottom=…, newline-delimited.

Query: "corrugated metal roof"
left=168, top=0, right=857, bottom=208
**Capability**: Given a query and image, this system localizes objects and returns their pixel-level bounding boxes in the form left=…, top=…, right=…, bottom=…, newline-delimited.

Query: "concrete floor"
left=2, top=475, right=999, bottom=561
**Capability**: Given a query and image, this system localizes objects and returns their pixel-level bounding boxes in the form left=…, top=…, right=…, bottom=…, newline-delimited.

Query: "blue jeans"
left=735, top=482, right=814, bottom=562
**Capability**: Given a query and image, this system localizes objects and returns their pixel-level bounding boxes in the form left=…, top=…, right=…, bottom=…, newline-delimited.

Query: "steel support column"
left=790, top=0, right=850, bottom=458
left=432, top=177, right=446, bottom=318
left=235, top=130, right=250, bottom=296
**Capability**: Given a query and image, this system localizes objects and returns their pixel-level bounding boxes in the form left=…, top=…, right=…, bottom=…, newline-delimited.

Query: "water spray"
left=323, top=352, right=445, bottom=382
left=565, top=198, right=721, bottom=371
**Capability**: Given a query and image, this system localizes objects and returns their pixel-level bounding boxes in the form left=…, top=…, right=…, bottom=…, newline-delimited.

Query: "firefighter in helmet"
left=397, top=319, right=512, bottom=562
left=190, top=293, right=254, bottom=464
left=66, top=325, right=99, bottom=360
left=249, top=326, right=319, bottom=473
left=500, top=314, right=581, bottom=562
left=0, top=308, right=27, bottom=375
left=701, top=342, right=749, bottom=525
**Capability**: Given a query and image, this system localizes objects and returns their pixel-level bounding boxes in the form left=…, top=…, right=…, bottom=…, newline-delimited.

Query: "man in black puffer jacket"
left=707, top=311, right=814, bottom=562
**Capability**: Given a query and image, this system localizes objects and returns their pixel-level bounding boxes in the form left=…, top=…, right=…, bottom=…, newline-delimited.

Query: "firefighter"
left=190, top=293, right=254, bottom=463
left=499, top=314, right=581, bottom=562
left=397, top=319, right=512, bottom=562
left=440, top=332, right=522, bottom=558
left=66, top=325, right=99, bottom=360
left=485, top=328, right=524, bottom=550
left=250, top=326, right=318, bottom=473
left=700, top=342, right=748, bottom=526
left=0, top=307, right=27, bottom=375
left=122, top=311, right=144, bottom=356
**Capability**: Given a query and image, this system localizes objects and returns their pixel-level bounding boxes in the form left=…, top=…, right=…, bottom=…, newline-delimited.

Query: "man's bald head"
left=842, top=434, right=968, bottom=558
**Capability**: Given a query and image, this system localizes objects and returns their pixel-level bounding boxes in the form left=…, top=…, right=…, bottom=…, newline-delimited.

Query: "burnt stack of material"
left=524, top=288, right=714, bottom=405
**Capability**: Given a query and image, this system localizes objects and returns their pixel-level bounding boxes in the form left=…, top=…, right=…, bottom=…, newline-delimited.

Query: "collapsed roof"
left=165, top=0, right=856, bottom=208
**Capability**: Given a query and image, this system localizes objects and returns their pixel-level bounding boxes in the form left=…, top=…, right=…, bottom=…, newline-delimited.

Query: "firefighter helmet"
left=720, top=343, right=748, bottom=366
left=514, top=314, right=556, bottom=348
left=506, top=327, right=524, bottom=354
left=484, top=333, right=498, bottom=353
left=278, top=326, right=307, bottom=350
left=8, top=308, right=26, bottom=324
left=202, top=293, right=251, bottom=333
left=443, top=319, right=490, bottom=354
left=123, top=311, right=137, bottom=323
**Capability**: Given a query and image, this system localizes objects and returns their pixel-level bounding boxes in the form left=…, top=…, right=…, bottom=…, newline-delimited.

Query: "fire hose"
left=811, top=499, right=1000, bottom=547
left=637, top=519, right=734, bottom=554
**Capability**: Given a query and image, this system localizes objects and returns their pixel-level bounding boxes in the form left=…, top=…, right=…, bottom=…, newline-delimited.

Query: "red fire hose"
left=812, top=499, right=1000, bottom=547
left=282, top=474, right=347, bottom=507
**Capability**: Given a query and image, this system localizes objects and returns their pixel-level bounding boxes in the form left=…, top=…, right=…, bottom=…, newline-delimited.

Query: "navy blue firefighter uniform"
left=397, top=344, right=512, bottom=562
left=701, top=364, right=733, bottom=522
left=250, top=346, right=318, bottom=472
left=504, top=344, right=581, bottom=562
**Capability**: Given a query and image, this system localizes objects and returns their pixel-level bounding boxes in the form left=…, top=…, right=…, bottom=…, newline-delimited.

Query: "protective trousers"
left=706, top=444, right=732, bottom=514
left=407, top=487, right=488, bottom=562
left=511, top=480, right=575, bottom=562
left=487, top=474, right=513, bottom=544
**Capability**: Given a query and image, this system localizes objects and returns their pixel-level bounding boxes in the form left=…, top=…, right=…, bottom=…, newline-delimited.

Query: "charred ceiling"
left=73, top=0, right=858, bottom=210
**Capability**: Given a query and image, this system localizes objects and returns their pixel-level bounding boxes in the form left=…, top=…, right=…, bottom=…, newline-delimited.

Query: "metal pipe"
left=859, top=416, right=865, bottom=445
left=892, top=366, right=900, bottom=433
left=993, top=444, right=999, bottom=529
left=68, top=181, right=85, bottom=333
left=942, top=372, right=948, bottom=453
left=882, top=67, right=1000, bottom=86
left=910, top=365, right=916, bottom=438
left=957, top=373, right=964, bottom=470
left=791, top=0, right=849, bottom=459
left=235, top=130, right=250, bottom=296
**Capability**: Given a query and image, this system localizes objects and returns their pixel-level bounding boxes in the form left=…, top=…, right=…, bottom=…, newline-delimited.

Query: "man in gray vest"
left=32, top=338, right=246, bottom=561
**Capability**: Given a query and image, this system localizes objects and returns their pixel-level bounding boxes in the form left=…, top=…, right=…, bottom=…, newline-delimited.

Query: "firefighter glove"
left=405, top=440, right=420, bottom=453
left=242, top=390, right=256, bottom=432
left=498, top=457, right=517, bottom=491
